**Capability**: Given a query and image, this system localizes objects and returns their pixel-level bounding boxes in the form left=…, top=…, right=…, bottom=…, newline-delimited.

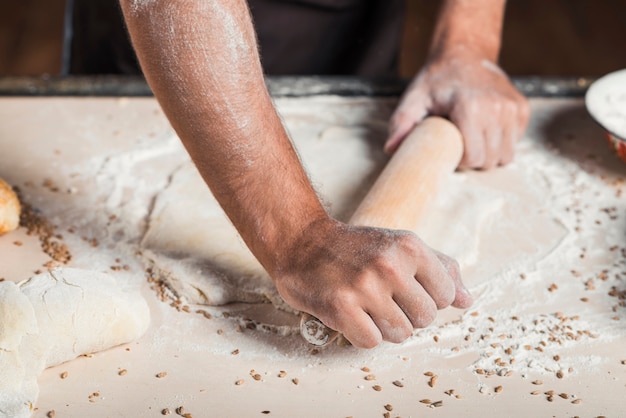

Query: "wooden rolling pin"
left=300, top=116, right=464, bottom=346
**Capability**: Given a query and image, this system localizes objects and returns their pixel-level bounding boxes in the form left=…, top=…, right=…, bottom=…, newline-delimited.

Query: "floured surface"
left=0, top=96, right=625, bottom=417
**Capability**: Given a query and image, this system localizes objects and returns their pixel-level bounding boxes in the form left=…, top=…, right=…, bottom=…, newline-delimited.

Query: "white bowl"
left=585, top=69, right=626, bottom=162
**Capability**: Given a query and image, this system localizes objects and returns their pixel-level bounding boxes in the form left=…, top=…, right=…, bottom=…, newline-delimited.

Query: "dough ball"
left=0, top=178, right=20, bottom=235
left=0, top=268, right=151, bottom=418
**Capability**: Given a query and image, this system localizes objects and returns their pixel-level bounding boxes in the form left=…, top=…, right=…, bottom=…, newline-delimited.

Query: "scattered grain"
left=419, top=399, right=431, bottom=404
left=392, top=380, right=403, bottom=388
left=494, top=386, right=503, bottom=393
left=364, top=374, right=376, bottom=381
left=292, top=378, right=299, bottom=385
left=428, top=375, right=438, bottom=387
left=156, top=372, right=167, bottom=378
left=60, top=371, right=68, bottom=379
left=372, top=385, right=382, bottom=391
left=235, top=379, right=244, bottom=386
left=278, top=370, right=287, bottom=378
left=118, top=369, right=127, bottom=376
left=384, top=404, right=393, bottom=411
left=162, top=408, right=171, bottom=415
left=532, top=380, right=543, bottom=385
left=571, top=399, right=582, bottom=404
left=431, top=401, right=443, bottom=408
left=46, top=411, right=55, bottom=418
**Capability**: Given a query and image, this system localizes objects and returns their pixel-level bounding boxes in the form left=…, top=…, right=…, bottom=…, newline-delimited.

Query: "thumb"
left=384, top=92, right=430, bottom=154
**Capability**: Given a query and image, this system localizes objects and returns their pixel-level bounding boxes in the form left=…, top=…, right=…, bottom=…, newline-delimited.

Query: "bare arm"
left=430, top=0, right=505, bottom=62
left=386, top=0, right=529, bottom=169
left=120, top=0, right=472, bottom=348
left=119, top=1, right=326, bottom=269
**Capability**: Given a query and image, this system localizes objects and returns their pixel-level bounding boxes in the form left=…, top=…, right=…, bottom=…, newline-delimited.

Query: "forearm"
left=119, top=0, right=327, bottom=274
left=429, top=0, right=506, bottom=62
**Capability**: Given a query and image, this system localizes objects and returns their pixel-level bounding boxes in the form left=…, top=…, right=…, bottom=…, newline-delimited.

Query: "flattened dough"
left=0, top=268, right=150, bottom=418
left=140, top=105, right=567, bottom=311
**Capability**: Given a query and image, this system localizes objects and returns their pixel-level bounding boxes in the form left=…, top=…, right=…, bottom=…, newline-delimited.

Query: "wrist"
left=428, top=0, right=504, bottom=63
left=254, top=207, right=331, bottom=279
left=264, top=213, right=337, bottom=277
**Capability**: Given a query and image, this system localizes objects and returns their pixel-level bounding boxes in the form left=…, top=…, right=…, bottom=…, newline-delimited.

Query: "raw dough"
left=0, top=178, right=20, bottom=235
left=0, top=268, right=150, bottom=418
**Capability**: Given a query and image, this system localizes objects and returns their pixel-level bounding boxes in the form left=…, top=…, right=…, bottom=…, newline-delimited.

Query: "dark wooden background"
left=2, top=0, right=625, bottom=77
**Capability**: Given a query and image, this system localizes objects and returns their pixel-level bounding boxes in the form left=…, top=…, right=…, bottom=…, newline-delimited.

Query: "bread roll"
left=0, top=178, right=20, bottom=235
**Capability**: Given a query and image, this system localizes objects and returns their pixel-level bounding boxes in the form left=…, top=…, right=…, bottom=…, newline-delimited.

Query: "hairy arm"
left=119, top=0, right=326, bottom=269
left=386, top=0, right=529, bottom=169
left=120, top=0, right=472, bottom=348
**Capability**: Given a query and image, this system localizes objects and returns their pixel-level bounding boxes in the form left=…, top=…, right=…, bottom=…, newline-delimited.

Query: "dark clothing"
left=66, top=0, right=405, bottom=77
left=249, top=0, right=404, bottom=77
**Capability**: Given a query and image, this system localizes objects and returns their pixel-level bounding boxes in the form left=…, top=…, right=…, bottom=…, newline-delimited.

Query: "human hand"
left=384, top=50, right=530, bottom=169
left=272, top=218, right=473, bottom=348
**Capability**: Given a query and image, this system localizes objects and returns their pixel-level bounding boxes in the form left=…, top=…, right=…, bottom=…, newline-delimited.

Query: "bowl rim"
left=585, top=68, right=626, bottom=142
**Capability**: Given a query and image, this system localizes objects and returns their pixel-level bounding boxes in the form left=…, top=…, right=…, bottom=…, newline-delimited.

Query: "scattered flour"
left=66, top=96, right=626, bottom=378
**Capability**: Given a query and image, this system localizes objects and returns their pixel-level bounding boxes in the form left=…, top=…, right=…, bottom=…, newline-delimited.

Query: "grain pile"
left=18, top=193, right=72, bottom=266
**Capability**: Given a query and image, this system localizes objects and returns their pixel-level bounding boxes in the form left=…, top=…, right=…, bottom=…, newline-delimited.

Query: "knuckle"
left=396, top=232, right=423, bottom=258
left=318, top=292, right=353, bottom=328
left=463, top=101, right=480, bottom=116
left=503, top=98, right=518, bottom=114
left=372, top=253, right=398, bottom=277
